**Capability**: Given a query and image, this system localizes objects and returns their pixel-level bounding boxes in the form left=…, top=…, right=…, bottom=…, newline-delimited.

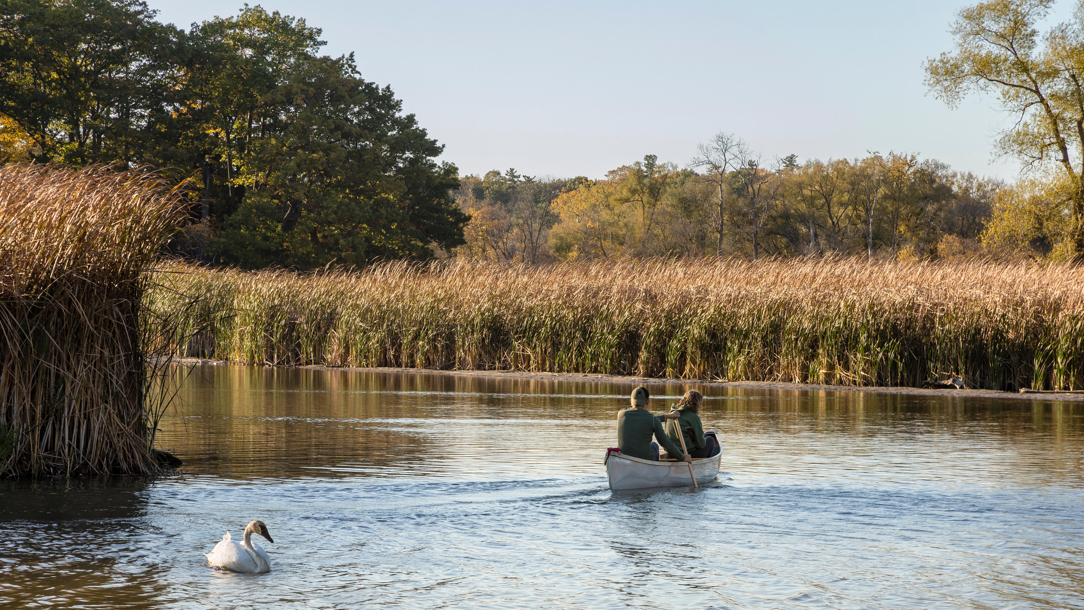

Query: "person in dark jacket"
left=665, top=390, right=719, bottom=458
left=617, top=387, right=690, bottom=462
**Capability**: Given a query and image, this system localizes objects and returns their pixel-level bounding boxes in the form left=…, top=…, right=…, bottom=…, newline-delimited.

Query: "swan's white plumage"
left=204, top=521, right=273, bottom=573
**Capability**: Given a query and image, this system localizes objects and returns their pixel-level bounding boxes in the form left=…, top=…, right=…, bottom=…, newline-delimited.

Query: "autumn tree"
left=790, top=166, right=822, bottom=255
left=549, top=178, right=624, bottom=260
left=0, top=113, right=33, bottom=162
left=845, top=155, right=884, bottom=260
left=610, top=155, right=678, bottom=254
left=876, top=152, right=919, bottom=256
left=661, top=169, right=717, bottom=256
left=510, top=148, right=996, bottom=262
left=926, top=0, right=1084, bottom=256
left=982, top=173, right=1074, bottom=258
left=789, top=159, right=847, bottom=254
left=453, top=170, right=569, bottom=262
left=454, top=175, right=514, bottom=261
left=940, top=172, right=1000, bottom=244
left=692, top=132, right=746, bottom=255
left=730, top=155, right=784, bottom=261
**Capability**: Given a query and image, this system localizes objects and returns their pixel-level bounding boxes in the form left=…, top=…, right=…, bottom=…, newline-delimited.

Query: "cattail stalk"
left=0, top=164, right=183, bottom=477
left=146, top=256, right=1084, bottom=392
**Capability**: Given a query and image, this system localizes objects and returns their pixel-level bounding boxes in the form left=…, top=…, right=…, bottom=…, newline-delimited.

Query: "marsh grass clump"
left=0, top=164, right=183, bottom=476
left=149, top=257, right=1084, bottom=391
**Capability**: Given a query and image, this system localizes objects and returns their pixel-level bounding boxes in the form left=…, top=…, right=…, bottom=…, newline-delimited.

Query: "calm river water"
left=1, top=364, right=1083, bottom=609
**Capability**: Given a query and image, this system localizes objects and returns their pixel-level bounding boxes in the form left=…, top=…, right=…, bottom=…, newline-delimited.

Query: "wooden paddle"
left=673, top=419, right=697, bottom=488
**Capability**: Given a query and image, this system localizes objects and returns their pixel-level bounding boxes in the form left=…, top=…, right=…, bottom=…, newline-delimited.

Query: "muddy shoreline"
left=170, top=357, right=1084, bottom=402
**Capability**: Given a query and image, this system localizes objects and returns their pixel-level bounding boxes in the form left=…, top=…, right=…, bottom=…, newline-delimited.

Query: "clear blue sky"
left=145, top=0, right=1074, bottom=181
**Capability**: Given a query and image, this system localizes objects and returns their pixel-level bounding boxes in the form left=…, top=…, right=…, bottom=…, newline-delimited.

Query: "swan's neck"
left=241, top=526, right=267, bottom=571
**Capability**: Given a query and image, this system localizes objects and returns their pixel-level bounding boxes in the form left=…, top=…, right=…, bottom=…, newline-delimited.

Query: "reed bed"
left=0, top=164, right=184, bottom=477
left=147, top=257, right=1084, bottom=391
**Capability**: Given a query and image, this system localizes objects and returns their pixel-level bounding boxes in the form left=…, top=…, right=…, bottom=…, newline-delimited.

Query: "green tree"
left=210, top=49, right=463, bottom=267
left=0, top=1, right=467, bottom=269
left=183, top=7, right=466, bottom=268
left=0, top=0, right=182, bottom=165
left=926, top=0, right=1084, bottom=255
left=612, top=154, right=677, bottom=254
left=180, top=6, right=326, bottom=222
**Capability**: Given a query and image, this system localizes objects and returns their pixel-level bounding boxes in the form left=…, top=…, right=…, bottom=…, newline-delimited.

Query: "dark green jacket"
left=665, top=406, right=705, bottom=453
left=617, top=407, right=686, bottom=461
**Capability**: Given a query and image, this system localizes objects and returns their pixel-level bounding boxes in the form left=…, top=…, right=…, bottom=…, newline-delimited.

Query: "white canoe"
left=604, top=432, right=722, bottom=491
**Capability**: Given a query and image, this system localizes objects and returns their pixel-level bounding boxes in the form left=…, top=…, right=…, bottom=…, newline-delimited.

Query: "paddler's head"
left=677, top=389, right=704, bottom=413
left=630, top=386, right=650, bottom=409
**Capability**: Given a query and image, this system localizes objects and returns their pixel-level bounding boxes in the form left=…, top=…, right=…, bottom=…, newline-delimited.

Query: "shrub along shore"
left=147, top=258, right=1084, bottom=392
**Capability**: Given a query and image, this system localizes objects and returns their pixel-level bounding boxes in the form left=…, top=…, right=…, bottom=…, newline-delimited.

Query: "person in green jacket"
left=617, top=387, right=690, bottom=462
left=665, top=390, right=719, bottom=458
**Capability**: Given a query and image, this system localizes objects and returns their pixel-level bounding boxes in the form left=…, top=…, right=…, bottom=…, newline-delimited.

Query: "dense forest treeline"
left=453, top=146, right=1029, bottom=263
left=0, top=0, right=466, bottom=269
left=452, top=0, right=1084, bottom=265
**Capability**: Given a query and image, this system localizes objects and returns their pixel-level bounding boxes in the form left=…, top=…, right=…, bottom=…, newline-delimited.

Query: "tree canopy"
left=0, top=0, right=466, bottom=269
left=925, top=0, right=1084, bottom=255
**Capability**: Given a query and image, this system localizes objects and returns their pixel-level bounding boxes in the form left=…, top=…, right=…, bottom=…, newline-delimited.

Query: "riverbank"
left=173, top=357, right=1084, bottom=402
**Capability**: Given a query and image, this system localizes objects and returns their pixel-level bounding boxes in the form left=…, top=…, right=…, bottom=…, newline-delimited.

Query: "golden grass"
left=0, top=164, right=184, bottom=476
left=147, top=256, right=1084, bottom=391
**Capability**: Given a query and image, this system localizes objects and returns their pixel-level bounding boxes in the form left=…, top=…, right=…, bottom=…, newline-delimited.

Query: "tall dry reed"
left=147, top=257, right=1084, bottom=391
left=0, top=164, right=184, bottom=476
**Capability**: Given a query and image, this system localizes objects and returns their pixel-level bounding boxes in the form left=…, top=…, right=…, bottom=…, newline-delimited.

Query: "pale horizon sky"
left=144, top=0, right=1075, bottom=182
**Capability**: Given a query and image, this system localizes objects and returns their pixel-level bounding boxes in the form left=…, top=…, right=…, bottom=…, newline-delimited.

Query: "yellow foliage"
left=937, top=234, right=983, bottom=260
left=550, top=179, right=617, bottom=220
left=0, top=114, right=35, bottom=163
left=896, top=244, right=921, bottom=263
left=1047, top=239, right=1077, bottom=264
left=981, top=176, right=1072, bottom=259
left=454, top=187, right=513, bottom=261
left=549, top=179, right=628, bottom=260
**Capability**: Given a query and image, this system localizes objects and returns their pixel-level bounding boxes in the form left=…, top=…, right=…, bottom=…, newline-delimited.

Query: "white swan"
left=204, top=520, right=274, bottom=573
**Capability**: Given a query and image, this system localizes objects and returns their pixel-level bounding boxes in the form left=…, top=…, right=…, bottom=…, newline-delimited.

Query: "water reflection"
left=0, top=478, right=167, bottom=608
left=0, top=364, right=1081, bottom=609
left=157, top=365, right=1084, bottom=492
